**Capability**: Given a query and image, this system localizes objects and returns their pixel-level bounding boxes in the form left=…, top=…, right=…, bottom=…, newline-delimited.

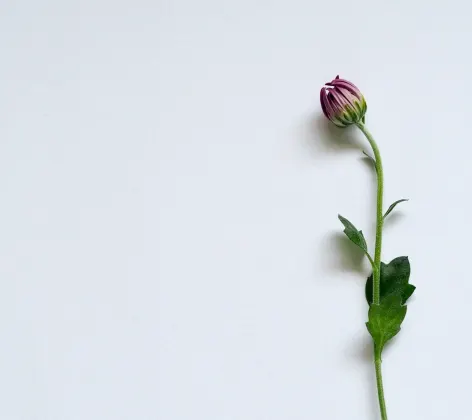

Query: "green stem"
left=357, top=122, right=387, bottom=420
left=356, top=123, right=384, bottom=305
left=375, top=346, right=388, bottom=420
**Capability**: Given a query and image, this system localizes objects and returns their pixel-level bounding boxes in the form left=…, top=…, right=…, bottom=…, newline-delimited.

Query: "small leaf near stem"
left=338, top=215, right=374, bottom=267
left=362, top=150, right=377, bottom=170
left=383, top=199, right=408, bottom=220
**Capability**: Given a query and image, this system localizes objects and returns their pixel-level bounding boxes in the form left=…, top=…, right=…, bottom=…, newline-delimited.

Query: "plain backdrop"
left=0, top=0, right=469, bottom=419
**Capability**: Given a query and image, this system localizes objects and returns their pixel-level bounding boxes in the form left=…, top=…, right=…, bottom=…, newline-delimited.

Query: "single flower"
left=319, top=75, right=414, bottom=420
left=320, top=75, right=367, bottom=127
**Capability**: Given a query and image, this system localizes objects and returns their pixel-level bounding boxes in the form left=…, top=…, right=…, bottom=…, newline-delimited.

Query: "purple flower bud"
left=320, top=76, right=367, bottom=127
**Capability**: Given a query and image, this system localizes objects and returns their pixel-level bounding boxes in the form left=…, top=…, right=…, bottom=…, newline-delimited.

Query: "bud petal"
left=320, top=76, right=367, bottom=127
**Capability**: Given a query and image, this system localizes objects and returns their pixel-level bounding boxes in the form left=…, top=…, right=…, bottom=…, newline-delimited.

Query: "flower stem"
left=356, top=122, right=387, bottom=420
left=356, top=123, right=384, bottom=304
left=375, top=346, right=388, bottom=420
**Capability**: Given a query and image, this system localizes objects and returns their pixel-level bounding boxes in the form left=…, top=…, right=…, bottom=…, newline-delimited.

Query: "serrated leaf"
left=338, top=214, right=368, bottom=254
left=366, top=295, right=407, bottom=354
left=365, top=256, right=416, bottom=305
left=383, top=199, right=408, bottom=220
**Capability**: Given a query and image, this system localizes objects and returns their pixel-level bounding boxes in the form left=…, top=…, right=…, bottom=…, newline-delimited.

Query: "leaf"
left=402, top=284, right=416, bottom=302
left=362, top=150, right=377, bottom=168
left=365, top=256, right=416, bottom=305
left=338, top=214, right=368, bottom=254
left=383, top=199, right=408, bottom=220
left=366, top=295, right=407, bottom=354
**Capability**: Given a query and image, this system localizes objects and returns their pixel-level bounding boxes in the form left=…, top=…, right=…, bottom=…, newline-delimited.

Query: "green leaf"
left=402, top=284, right=416, bottom=302
left=365, top=256, right=416, bottom=305
left=383, top=199, right=408, bottom=220
left=338, top=214, right=368, bottom=254
left=362, top=150, right=377, bottom=168
left=366, top=295, right=407, bottom=354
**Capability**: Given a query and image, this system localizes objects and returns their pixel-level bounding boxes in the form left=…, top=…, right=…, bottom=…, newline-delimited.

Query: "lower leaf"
left=366, top=295, right=407, bottom=354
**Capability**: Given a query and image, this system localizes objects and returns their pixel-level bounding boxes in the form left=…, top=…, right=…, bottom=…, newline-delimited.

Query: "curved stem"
left=357, top=122, right=387, bottom=420
left=356, top=122, right=384, bottom=305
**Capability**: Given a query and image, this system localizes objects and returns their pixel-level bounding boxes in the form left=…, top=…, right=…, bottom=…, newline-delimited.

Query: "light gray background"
left=0, top=1, right=468, bottom=419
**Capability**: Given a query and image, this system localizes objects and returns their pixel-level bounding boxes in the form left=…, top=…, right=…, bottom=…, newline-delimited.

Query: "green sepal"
left=338, top=214, right=368, bottom=254
left=365, top=257, right=415, bottom=305
left=383, top=199, right=408, bottom=220
left=366, top=295, right=407, bottom=354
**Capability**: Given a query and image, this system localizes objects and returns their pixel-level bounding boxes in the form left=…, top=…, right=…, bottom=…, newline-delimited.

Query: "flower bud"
left=320, top=76, right=367, bottom=127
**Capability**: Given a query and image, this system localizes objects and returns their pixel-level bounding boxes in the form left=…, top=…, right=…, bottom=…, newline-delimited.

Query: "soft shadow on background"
left=321, top=232, right=366, bottom=275
left=303, top=113, right=364, bottom=158
left=305, top=113, right=375, bottom=274
left=305, top=113, right=406, bottom=268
